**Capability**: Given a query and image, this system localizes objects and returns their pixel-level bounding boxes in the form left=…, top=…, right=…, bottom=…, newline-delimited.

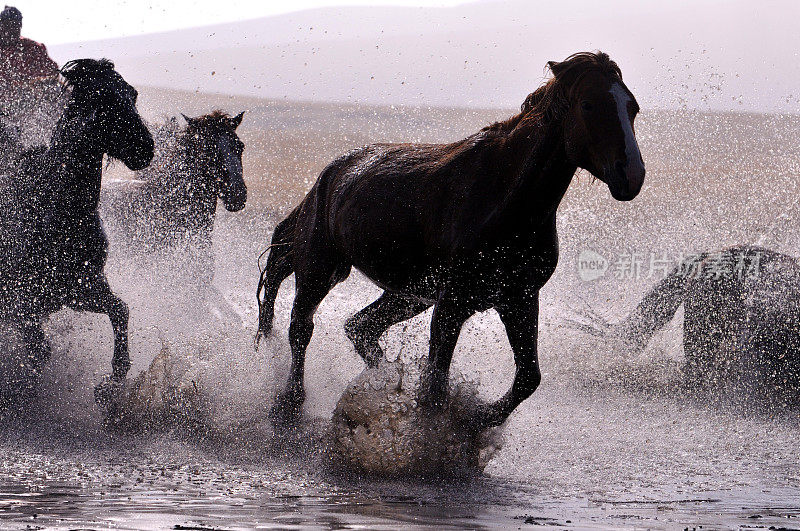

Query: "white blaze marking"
left=610, top=83, right=641, bottom=167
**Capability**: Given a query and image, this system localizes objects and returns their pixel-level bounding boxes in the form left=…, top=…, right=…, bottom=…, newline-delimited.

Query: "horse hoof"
left=269, top=391, right=304, bottom=429
left=364, top=349, right=384, bottom=369
left=467, top=403, right=505, bottom=432
left=94, top=374, right=125, bottom=409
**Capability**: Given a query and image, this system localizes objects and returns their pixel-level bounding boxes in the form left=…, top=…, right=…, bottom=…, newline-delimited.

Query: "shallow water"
left=2, top=106, right=800, bottom=529
left=3, top=252, right=798, bottom=529
left=2, top=401, right=799, bottom=530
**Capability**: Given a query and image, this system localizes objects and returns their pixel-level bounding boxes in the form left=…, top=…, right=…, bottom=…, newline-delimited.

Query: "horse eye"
left=580, top=101, right=593, bottom=112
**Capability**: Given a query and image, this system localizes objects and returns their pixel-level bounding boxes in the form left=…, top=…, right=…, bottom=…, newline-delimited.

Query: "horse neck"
left=489, top=117, right=576, bottom=234
left=46, top=102, right=104, bottom=212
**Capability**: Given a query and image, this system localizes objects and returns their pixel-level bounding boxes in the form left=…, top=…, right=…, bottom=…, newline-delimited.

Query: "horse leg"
left=472, top=294, right=542, bottom=429
left=257, top=232, right=295, bottom=338
left=67, top=274, right=130, bottom=406
left=269, top=260, right=347, bottom=426
left=20, top=320, right=51, bottom=374
left=15, top=320, right=51, bottom=398
left=344, top=292, right=431, bottom=367
left=421, top=290, right=474, bottom=408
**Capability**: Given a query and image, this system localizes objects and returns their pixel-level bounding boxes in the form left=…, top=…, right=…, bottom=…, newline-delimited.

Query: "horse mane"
left=482, top=51, right=622, bottom=134
left=185, top=110, right=237, bottom=131
left=60, top=58, right=116, bottom=88
left=147, top=110, right=233, bottom=167
left=138, top=111, right=233, bottom=187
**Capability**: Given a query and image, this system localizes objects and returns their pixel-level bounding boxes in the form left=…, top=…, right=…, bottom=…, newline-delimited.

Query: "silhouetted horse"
left=0, top=59, right=153, bottom=405
left=601, top=245, right=800, bottom=407
left=257, top=51, right=646, bottom=429
left=108, top=111, right=246, bottom=248
left=103, top=111, right=246, bottom=285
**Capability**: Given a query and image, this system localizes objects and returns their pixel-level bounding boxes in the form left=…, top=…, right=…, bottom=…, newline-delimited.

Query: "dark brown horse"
left=0, top=59, right=153, bottom=408
left=257, top=51, right=645, bottom=429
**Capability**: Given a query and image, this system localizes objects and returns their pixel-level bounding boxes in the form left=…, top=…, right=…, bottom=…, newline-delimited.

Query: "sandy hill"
left=50, top=0, right=800, bottom=113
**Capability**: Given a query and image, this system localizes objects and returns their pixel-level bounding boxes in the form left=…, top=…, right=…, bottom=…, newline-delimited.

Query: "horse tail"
left=614, top=252, right=709, bottom=353
left=256, top=206, right=299, bottom=347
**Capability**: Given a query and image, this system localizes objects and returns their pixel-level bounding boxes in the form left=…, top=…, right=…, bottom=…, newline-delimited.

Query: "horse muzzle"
left=120, top=135, right=155, bottom=171
left=125, top=153, right=153, bottom=171
left=222, top=189, right=247, bottom=212
left=605, top=158, right=645, bottom=202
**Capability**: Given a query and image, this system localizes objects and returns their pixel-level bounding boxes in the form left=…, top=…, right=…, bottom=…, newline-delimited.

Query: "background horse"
left=585, top=245, right=800, bottom=408
left=102, top=111, right=247, bottom=294
left=0, top=58, right=153, bottom=407
left=257, top=51, right=646, bottom=429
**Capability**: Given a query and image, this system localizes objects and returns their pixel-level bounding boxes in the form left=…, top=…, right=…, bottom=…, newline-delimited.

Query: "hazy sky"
left=15, top=0, right=472, bottom=44
left=33, top=0, right=800, bottom=112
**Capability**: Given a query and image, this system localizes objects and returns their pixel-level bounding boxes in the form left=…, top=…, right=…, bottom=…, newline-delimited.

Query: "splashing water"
left=98, top=308, right=502, bottom=477
left=328, top=359, right=504, bottom=476
left=97, top=307, right=279, bottom=442
left=1, top=94, right=799, bottom=528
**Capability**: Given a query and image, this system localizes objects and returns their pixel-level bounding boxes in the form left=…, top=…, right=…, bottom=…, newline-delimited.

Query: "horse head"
left=181, top=111, right=247, bottom=212
left=524, top=51, right=646, bottom=201
left=60, top=59, right=154, bottom=171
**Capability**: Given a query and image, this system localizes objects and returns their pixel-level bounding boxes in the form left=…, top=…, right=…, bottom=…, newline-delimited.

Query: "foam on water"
left=328, top=359, right=504, bottom=476
left=93, top=301, right=502, bottom=477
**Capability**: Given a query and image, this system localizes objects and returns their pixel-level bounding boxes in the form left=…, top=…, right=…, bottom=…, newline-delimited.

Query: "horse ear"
left=229, top=111, right=244, bottom=129
left=181, top=113, right=198, bottom=127
left=547, top=60, right=565, bottom=77
left=61, top=62, right=87, bottom=84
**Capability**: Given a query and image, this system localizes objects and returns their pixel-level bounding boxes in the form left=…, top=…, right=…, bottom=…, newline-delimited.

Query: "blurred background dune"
left=47, top=0, right=800, bottom=113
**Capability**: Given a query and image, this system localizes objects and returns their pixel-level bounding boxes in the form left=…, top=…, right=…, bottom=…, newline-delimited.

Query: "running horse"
left=0, top=59, right=153, bottom=405
left=104, top=110, right=247, bottom=254
left=257, top=51, right=646, bottom=429
left=101, top=111, right=247, bottom=325
left=103, top=111, right=247, bottom=272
